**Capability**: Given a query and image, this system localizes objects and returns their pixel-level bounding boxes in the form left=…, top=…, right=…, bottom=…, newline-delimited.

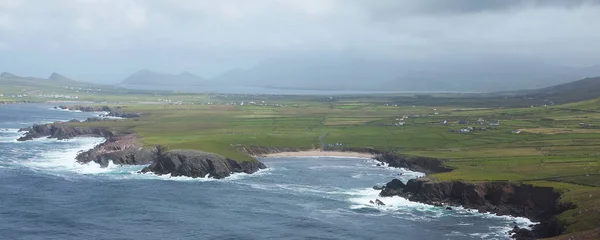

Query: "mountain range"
left=121, top=69, right=205, bottom=86
left=119, top=57, right=600, bottom=92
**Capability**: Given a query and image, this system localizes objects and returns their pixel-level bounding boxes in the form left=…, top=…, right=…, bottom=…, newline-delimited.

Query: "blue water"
left=0, top=104, right=531, bottom=239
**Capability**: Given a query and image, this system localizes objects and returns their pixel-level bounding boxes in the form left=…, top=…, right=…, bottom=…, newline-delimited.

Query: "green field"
left=70, top=94, right=600, bottom=238
left=2, top=76, right=600, bottom=239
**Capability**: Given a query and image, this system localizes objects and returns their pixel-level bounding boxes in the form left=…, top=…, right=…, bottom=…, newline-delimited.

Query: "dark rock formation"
left=57, top=105, right=141, bottom=118
left=76, top=134, right=156, bottom=167
left=374, top=152, right=452, bottom=174
left=238, top=146, right=300, bottom=157
left=140, top=149, right=267, bottom=179
left=17, top=122, right=114, bottom=141
left=379, top=178, right=407, bottom=197
left=379, top=177, right=575, bottom=238
left=510, top=226, right=536, bottom=240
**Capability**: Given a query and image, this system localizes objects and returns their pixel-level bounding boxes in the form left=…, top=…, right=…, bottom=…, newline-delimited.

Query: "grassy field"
left=2, top=76, right=599, bottom=238
left=68, top=93, right=600, bottom=238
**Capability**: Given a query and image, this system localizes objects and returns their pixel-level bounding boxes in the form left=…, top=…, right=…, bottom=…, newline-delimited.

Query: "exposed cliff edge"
left=238, top=146, right=300, bottom=157
left=17, top=121, right=266, bottom=179
left=76, top=134, right=157, bottom=167
left=17, top=121, right=115, bottom=141
left=56, top=105, right=141, bottom=118
left=374, top=152, right=453, bottom=174
left=140, top=149, right=267, bottom=179
left=378, top=178, right=574, bottom=239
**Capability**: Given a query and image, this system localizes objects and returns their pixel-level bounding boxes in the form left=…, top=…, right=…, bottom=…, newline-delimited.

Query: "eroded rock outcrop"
left=57, top=105, right=141, bottom=118
left=238, top=146, right=300, bottom=157
left=379, top=177, right=574, bottom=238
left=19, top=108, right=267, bottom=179
left=140, top=149, right=267, bottom=179
left=374, top=152, right=452, bottom=174
left=76, top=134, right=157, bottom=167
left=17, top=122, right=114, bottom=141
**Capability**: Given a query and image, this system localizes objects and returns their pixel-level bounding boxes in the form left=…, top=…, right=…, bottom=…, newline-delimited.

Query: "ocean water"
left=0, top=104, right=531, bottom=240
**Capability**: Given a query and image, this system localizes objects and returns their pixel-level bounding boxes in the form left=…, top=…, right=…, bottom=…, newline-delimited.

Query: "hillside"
left=0, top=72, right=126, bottom=102
left=522, top=77, right=600, bottom=104
left=121, top=69, right=206, bottom=86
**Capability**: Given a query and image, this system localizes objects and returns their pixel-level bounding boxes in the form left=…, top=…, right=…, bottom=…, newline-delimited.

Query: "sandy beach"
left=258, top=150, right=375, bottom=158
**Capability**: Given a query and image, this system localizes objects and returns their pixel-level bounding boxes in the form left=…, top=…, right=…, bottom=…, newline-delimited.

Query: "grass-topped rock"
left=140, top=147, right=266, bottom=179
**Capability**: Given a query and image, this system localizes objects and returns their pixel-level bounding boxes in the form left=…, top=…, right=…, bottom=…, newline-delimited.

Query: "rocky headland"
left=17, top=120, right=115, bottom=141
left=17, top=106, right=266, bottom=179
left=375, top=153, right=574, bottom=239
left=140, top=149, right=266, bottom=179
left=56, top=105, right=141, bottom=118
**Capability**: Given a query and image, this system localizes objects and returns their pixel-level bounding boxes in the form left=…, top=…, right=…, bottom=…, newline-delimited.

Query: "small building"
left=460, top=128, right=471, bottom=133
left=580, top=123, right=592, bottom=128
left=511, top=130, right=522, bottom=134
left=490, top=120, right=500, bottom=126
left=458, top=120, right=468, bottom=125
left=441, top=120, right=448, bottom=125
left=394, top=122, right=405, bottom=126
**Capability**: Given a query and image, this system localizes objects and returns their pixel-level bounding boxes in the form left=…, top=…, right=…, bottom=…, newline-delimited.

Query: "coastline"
left=257, top=150, right=375, bottom=159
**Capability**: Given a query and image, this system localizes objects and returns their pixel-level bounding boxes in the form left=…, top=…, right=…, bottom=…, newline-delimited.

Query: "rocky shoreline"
left=17, top=106, right=266, bottom=179
left=55, top=105, right=141, bottom=118
left=374, top=153, right=574, bottom=240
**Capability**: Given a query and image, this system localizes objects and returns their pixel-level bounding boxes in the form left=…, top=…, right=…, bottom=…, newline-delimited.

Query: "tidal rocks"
left=140, top=149, right=267, bottom=179
left=379, top=178, right=407, bottom=197
left=17, top=123, right=114, bottom=141
left=510, top=226, right=536, bottom=240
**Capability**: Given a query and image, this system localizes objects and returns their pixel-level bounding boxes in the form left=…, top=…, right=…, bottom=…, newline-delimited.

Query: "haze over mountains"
left=122, top=69, right=206, bottom=86
left=120, top=57, right=600, bottom=92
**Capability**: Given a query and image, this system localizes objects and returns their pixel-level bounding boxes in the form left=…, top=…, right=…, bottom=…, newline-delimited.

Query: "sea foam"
left=21, top=137, right=114, bottom=175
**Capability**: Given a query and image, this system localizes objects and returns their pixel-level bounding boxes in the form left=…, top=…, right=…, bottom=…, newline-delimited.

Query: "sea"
left=0, top=103, right=532, bottom=240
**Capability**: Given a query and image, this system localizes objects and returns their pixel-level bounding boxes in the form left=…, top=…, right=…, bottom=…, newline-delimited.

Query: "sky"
left=1, top=0, right=600, bottom=83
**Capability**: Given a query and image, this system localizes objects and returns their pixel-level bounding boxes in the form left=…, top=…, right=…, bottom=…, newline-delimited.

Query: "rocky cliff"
left=17, top=122, right=114, bottom=141
left=76, top=134, right=157, bottom=167
left=374, top=152, right=453, bottom=174
left=18, top=120, right=267, bottom=179
left=238, top=146, right=300, bottom=157
left=57, top=105, right=141, bottom=118
left=379, top=178, right=574, bottom=239
left=140, top=149, right=267, bottom=179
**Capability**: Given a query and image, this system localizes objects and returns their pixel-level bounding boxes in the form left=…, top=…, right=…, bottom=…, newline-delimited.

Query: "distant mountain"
left=48, top=72, right=74, bottom=82
left=121, top=69, right=206, bottom=86
left=522, top=77, right=600, bottom=104
left=0, top=72, right=20, bottom=78
left=125, top=57, right=600, bottom=92
left=210, top=57, right=600, bottom=92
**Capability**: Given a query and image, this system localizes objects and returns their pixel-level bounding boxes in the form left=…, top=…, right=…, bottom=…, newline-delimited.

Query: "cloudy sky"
left=1, top=0, right=599, bottom=82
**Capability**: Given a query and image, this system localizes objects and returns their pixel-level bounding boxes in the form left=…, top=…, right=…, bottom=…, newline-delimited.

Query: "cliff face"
left=238, top=146, right=300, bottom=157
left=17, top=122, right=114, bottom=141
left=76, top=134, right=156, bottom=167
left=140, top=149, right=267, bottom=179
left=18, top=121, right=267, bottom=179
left=374, top=152, right=453, bottom=174
left=380, top=178, right=574, bottom=238
left=57, top=105, right=141, bottom=118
